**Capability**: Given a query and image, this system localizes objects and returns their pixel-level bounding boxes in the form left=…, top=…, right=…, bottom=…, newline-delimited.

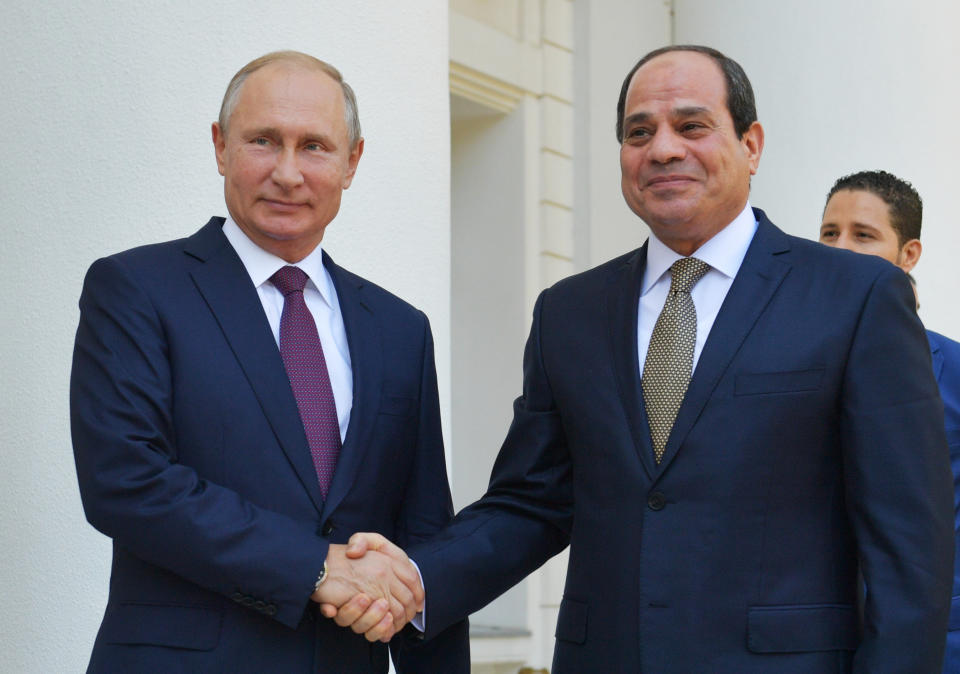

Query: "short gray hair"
left=218, top=50, right=362, bottom=148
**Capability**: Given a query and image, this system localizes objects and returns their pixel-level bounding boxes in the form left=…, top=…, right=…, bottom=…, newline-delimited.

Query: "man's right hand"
left=311, top=537, right=423, bottom=641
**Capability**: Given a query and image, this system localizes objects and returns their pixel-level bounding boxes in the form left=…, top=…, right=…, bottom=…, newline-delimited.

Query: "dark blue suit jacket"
left=70, top=218, right=468, bottom=673
left=931, top=330, right=960, bottom=674
left=412, top=210, right=953, bottom=673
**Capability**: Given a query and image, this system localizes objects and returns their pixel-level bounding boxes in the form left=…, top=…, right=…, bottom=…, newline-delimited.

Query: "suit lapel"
left=656, top=213, right=792, bottom=472
left=321, top=254, right=383, bottom=519
left=185, top=218, right=325, bottom=513
left=607, top=245, right=659, bottom=480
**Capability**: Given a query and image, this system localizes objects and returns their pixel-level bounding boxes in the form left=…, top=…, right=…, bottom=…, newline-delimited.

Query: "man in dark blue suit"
left=339, top=46, right=954, bottom=672
left=820, top=170, right=960, bottom=673
left=70, top=51, right=468, bottom=672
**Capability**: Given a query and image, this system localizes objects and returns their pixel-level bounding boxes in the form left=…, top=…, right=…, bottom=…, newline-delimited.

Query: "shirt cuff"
left=410, top=558, right=425, bottom=633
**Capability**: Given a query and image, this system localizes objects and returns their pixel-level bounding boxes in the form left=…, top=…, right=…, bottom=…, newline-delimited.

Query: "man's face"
left=619, top=51, right=763, bottom=256
left=819, top=189, right=908, bottom=269
left=213, top=63, right=363, bottom=262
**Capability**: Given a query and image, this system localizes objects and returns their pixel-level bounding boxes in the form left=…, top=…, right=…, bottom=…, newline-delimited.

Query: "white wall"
left=674, top=0, right=960, bottom=337
left=0, top=2, right=450, bottom=671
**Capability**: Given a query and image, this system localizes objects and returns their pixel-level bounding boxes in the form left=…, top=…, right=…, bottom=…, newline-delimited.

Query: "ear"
left=741, top=121, right=764, bottom=175
left=341, top=137, right=364, bottom=189
left=212, top=122, right=227, bottom=177
left=896, top=238, right=922, bottom=273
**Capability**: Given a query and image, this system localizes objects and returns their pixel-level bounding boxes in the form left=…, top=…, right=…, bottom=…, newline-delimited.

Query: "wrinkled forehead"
left=626, top=51, right=727, bottom=111
left=241, top=61, right=341, bottom=102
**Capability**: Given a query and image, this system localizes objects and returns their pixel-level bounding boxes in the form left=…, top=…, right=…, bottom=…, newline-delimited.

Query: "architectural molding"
left=449, top=62, right=526, bottom=114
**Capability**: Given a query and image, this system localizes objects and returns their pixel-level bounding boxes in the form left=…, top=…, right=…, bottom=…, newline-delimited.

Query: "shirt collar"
left=222, top=216, right=336, bottom=307
left=641, top=202, right=758, bottom=294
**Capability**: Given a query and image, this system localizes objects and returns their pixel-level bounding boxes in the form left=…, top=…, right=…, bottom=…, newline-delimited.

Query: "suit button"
left=241, top=596, right=255, bottom=607
left=265, top=604, right=278, bottom=616
left=254, top=600, right=266, bottom=611
left=321, top=521, right=334, bottom=536
left=230, top=592, right=244, bottom=603
left=647, top=492, right=666, bottom=511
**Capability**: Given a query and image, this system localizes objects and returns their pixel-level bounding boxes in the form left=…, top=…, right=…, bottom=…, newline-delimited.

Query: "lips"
left=261, top=198, right=307, bottom=211
left=646, top=175, right=695, bottom=188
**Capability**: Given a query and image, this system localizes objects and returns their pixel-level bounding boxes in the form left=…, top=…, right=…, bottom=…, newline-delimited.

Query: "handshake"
left=310, top=533, right=420, bottom=642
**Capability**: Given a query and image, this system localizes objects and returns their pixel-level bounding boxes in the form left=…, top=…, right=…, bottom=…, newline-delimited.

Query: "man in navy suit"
left=339, top=45, right=954, bottom=672
left=820, top=170, right=960, bottom=673
left=70, top=51, right=468, bottom=672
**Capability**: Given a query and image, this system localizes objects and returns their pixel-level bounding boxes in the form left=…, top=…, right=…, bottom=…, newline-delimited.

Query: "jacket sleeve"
left=390, top=315, right=471, bottom=672
left=70, top=256, right=328, bottom=629
left=842, top=266, right=954, bottom=672
left=408, top=290, right=573, bottom=640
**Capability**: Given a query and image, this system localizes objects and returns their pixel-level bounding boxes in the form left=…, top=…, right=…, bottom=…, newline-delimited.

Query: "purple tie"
left=270, top=266, right=341, bottom=498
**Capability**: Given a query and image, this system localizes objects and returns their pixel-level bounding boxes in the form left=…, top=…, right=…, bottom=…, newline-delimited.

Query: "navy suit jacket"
left=70, top=217, right=468, bottom=673
left=412, top=210, right=953, bottom=673
left=930, top=330, right=960, bottom=674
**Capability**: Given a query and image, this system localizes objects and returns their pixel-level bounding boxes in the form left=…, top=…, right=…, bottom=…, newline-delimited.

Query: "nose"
left=272, top=147, right=304, bottom=190
left=647, top=127, right=685, bottom=164
left=831, top=231, right=855, bottom=251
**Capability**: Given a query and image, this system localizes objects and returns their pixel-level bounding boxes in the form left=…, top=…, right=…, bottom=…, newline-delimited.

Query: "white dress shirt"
left=222, top=217, right=352, bottom=442
left=637, top=203, right=758, bottom=374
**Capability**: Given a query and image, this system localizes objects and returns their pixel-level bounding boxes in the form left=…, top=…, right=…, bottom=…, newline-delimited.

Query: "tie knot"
left=270, top=266, right=309, bottom=296
left=669, top=257, right=711, bottom=294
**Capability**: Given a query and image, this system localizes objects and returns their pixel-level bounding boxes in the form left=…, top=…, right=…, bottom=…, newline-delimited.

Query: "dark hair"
left=825, top=170, right=922, bottom=244
left=615, top=45, right=757, bottom=143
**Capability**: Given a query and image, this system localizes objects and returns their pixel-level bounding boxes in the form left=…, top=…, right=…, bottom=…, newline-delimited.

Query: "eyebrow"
left=850, top=222, right=886, bottom=234
left=622, top=106, right=711, bottom=127
left=820, top=221, right=884, bottom=232
left=244, top=126, right=280, bottom=137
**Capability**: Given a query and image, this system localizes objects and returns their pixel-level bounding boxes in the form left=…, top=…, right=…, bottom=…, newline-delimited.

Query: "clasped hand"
left=311, top=533, right=420, bottom=642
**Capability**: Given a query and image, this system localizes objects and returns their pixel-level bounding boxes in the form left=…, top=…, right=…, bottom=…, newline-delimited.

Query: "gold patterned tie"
left=642, top=257, right=711, bottom=463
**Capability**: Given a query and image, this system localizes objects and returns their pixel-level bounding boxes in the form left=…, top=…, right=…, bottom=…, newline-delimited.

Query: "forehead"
left=234, top=62, right=344, bottom=123
left=625, top=51, right=728, bottom=115
left=824, top=190, right=894, bottom=229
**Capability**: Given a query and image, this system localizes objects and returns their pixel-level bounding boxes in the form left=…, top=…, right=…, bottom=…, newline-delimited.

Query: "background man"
left=820, top=170, right=960, bottom=673
left=340, top=45, right=953, bottom=672
left=69, top=51, right=468, bottom=672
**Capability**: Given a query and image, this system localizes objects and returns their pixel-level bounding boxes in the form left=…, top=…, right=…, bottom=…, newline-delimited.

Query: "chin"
left=643, top=208, right=697, bottom=229
left=256, top=214, right=309, bottom=234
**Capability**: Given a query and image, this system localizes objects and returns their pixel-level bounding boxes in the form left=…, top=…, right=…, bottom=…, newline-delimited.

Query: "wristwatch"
left=314, top=560, right=328, bottom=594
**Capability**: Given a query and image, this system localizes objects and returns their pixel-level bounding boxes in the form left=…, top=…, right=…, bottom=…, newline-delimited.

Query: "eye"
left=252, top=137, right=270, bottom=146
left=855, top=231, right=875, bottom=240
left=819, top=229, right=838, bottom=241
left=679, top=122, right=707, bottom=135
left=624, top=127, right=650, bottom=142
left=304, top=142, right=323, bottom=152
